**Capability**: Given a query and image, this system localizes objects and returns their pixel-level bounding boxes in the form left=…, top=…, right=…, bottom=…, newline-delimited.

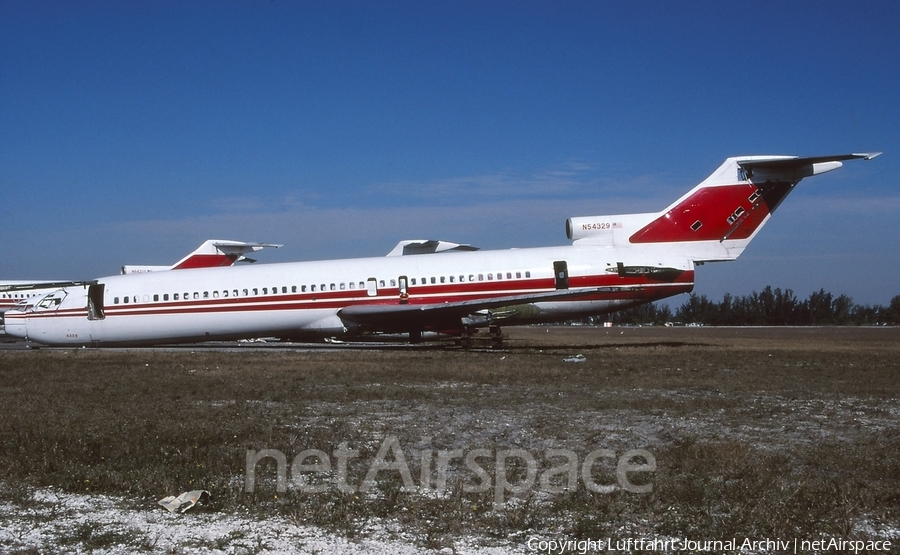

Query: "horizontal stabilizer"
left=737, top=153, right=881, bottom=182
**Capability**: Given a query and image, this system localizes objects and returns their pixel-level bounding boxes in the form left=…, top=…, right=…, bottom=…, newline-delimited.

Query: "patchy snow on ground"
left=0, top=486, right=513, bottom=555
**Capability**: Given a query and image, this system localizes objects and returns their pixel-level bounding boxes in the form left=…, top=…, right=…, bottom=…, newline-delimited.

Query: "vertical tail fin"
left=605, top=153, right=879, bottom=262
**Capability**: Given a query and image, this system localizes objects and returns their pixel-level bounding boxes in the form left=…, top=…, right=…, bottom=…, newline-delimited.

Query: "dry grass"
left=1, top=326, right=899, bottom=549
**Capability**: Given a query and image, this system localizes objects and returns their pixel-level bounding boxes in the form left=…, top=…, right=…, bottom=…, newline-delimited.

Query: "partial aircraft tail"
left=568, top=153, right=880, bottom=262
left=121, top=240, right=282, bottom=274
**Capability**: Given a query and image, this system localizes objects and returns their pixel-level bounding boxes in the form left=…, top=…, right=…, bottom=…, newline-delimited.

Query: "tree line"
left=610, top=287, right=900, bottom=326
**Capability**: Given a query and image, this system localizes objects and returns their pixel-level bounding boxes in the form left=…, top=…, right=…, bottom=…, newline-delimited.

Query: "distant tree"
left=884, top=295, right=900, bottom=324
left=851, top=304, right=879, bottom=326
left=805, top=289, right=835, bottom=325
left=832, top=294, right=854, bottom=325
left=654, top=304, right=674, bottom=325
left=675, top=293, right=717, bottom=324
left=625, top=289, right=897, bottom=327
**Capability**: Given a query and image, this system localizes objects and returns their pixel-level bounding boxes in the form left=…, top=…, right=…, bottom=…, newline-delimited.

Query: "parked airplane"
left=1, top=240, right=279, bottom=313
left=4, top=153, right=879, bottom=347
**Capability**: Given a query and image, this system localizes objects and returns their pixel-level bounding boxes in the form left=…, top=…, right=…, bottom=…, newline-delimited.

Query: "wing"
left=0, top=280, right=95, bottom=293
left=338, top=285, right=639, bottom=331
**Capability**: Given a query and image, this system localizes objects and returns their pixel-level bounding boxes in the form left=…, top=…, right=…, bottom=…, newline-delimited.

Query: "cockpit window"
left=32, top=290, right=68, bottom=312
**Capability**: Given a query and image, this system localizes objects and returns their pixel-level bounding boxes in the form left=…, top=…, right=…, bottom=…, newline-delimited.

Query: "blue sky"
left=2, top=1, right=898, bottom=306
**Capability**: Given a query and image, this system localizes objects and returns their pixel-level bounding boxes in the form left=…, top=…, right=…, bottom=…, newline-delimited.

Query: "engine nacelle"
left=566, top=212, right=657, bottom=244
left=566, top=216, right=615, bottom=242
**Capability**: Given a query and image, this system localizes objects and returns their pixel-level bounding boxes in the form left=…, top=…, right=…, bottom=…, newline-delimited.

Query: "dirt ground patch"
left=1, top=326, right=898, bottom=553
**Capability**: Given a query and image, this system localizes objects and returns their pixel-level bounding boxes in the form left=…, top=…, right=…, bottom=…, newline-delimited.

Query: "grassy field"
left=1, top=326, right=899, bottom=552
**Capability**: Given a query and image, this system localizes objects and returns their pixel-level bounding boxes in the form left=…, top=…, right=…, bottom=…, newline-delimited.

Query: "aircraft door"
left=366, top=277, right=378, bottom=297
left=553, top=261, right=569, bottom=290
left=87, top=283, right=105, bottom=320
left=398, top=275, right=409, bottom=304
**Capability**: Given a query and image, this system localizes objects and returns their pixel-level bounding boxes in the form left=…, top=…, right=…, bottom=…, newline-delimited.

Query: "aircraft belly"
left=32, top=308, right=338, bottom=347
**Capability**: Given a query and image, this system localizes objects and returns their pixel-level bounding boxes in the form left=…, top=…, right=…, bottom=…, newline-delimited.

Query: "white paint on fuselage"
left=8, top=243, right=693, bottom=346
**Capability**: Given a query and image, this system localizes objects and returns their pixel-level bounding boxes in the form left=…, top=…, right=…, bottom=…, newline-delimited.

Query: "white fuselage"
left=4, top=243, right=694, bottom=346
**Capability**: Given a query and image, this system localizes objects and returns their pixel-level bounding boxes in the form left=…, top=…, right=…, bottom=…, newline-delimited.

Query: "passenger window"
left=302, top=285, right=307, bottom=292
left=164, top=294, right=169, bottom=301
left=243, top=289, right=248, bottom=296
left=525, top=271, right=531, bottom=278
left=253, top=288, right=258, bottom=295
left=506, top=272, right=512, bottom=279
left=478, top=274, right=484, bottom=281
left=204, top=292, right=210, bottom=299
left=430, top=277, right=436, bottom=284
left=516, top=272, right=521, bottom=279
left=134, top=296, right=139, bottom=303
left=213, top=291, right=219, bottom=298
left=284, top=286, right=289, bottom=294
left=340, top=283, right=346, bottom=290
left=411, top=278, right=416, bottom=285
left=349, top=282, right=355, bottom=289
left=262, top=288, right=268, bottom=295
left=469, top=275, right=475, bottom=281
left=124, top=296, right=129, bottom=304
left=114, top=297, right=119, bottom=304
left=440, top=276, right=445, bottom=283
left=330, top=283, right=336, bottom=291
left=379, top=280, right=385, bottom=287
left=311, top=285, right=316, bottom=292
left=153, top=294, right=159, bottom=302
left=358, top=282, right=364, bottom=289
left=449, top=276, right=455, bottom=282
left=487, top=274, right=493, bottom=281
left=321, top=284, right=326, bottom=291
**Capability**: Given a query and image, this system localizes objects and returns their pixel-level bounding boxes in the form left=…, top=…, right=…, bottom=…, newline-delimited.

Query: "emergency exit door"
left=553, top=261, right=568, bottom=290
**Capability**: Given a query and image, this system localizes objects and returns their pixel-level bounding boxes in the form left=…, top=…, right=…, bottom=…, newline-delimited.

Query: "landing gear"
left=457, top=326, right=473, bottom=350
left=489, top=324, right=503, bottom=349
left=455, top=325, right=505, bottom=349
